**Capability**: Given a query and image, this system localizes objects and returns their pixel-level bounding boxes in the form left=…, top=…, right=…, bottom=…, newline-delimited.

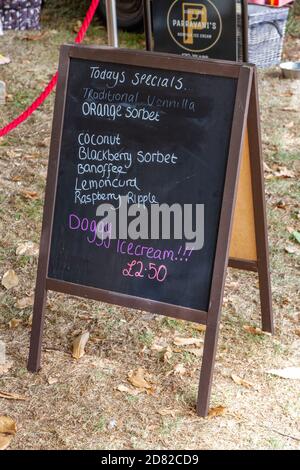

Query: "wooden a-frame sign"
left=27, top=46, right=273, bottom=417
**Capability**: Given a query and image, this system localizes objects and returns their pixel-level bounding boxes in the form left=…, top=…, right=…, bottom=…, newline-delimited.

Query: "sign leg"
left=27, top=48, right=71, bottom=372
left=197, top=322, right=220, bottom=417
left=248, top=70, right=274, bottom=334
left=27, top=284, right=47, bottom=373
left=197, top=66, right=253, bottom=417
left=257, top=262, right=274, bottom=334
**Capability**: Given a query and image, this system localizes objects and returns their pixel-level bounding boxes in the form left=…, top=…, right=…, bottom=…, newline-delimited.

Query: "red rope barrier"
left=0, top=0, right=100, bottom=137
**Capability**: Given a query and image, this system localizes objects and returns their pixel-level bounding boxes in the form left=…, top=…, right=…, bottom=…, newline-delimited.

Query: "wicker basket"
left=0, top=1, right=42, bottom=31
left=248, top=4, right=289, bottom=68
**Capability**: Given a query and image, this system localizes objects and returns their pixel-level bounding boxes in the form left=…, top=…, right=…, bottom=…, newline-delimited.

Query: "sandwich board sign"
left=143, top=0, right=249, bottom=62
left=28, top=45, right=273, bottom=417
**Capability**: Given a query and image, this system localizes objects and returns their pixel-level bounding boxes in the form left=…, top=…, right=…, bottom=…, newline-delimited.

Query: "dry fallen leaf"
left=186, top=347, right=203, bottom=358
left=47, top=377, right=58, bottom=385
left=0, top=416, right=16, bottom=434
left=72, top=331, right=90, bottom=360
left=294, top=160, right=300, bottom=175
left=0, top=361, right=13, bottom=375
left=0, top=391, right=27, bottom=401
left=295, top=330, right=300, bottom=338
left=16, top=241, right=39, bottom=257
left=267, top=367, right=300, bottom=380
left=116, top=384, right=141, bottom=396
left=276, top=200, right=286, bottom=210
left=158, top=408, right=180, bottom=417
left=73, top=20, right=82, bottom=33
left=10, top=175, right=22, bottom=182
left=1, top=270, right=19, bottom=290
left=20, top=190, right=39, bottom=200
left=5, top=149, right=21, bottom=158
left=279, top=90, right=293, bottom=97
left=173, top=337, right=203, bottom=347
left=128, top=368, right=152, bottom=389
left=8, top=319, right=22, bottom=329
left=243, top=325, right=271, bottom=336
left=15, top=295, right=34, bottom=310
left=21, top=32, right=48, bottom=41
left=151, top=338, right=169, bottom=352
left=37, top=137, right=50, bottom=148
left=285, top=245, right=300, bottom=255
left=173, top=363, right=187, bottom=376
left=192, top=324, right=206, bottom=333
left=128, top=368, right=153, bottom=390
left=208, top=406, right=227, bottom=418
left=284, top=121, right=294, bottom=129
left=273, top=167, right=295, bottom=179
left=0, top=435, right=12, bottom=451
left=231, top=374, right=254, bottom=389
left=163, top=346, right=173, bottom=363
left=0, top=416, right=17, bottom=450
left=263, top=162, right=272, bottom=173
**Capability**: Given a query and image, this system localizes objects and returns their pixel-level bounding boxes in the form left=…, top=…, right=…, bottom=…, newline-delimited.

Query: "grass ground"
left=0, top=0, right=299, bottom=450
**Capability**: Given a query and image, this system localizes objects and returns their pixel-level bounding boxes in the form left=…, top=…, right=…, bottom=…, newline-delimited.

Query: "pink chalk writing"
left=117, top=240, right=192, bottom=263
left=68, top=213, right=112, bottom=248
left=122, top=260, right=168, bottom=283
left=67, top=214, right=194, bottom=265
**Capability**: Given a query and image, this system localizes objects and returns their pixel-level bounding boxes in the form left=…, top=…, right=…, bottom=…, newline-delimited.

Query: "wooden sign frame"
left=228, top=72, right=273, bottom=334
left=143, top=0, right=249, bottom=62
left=27, top=45, right=272, bottom=417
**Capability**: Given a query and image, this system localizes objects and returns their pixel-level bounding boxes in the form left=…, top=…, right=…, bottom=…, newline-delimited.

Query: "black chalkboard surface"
left=48, top=56, right=237, bottom=312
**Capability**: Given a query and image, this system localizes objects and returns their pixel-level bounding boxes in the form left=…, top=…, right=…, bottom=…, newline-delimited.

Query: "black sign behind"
left=48, top=58, right=237, bottom=312
left=151, top=0, right=238, bottom=61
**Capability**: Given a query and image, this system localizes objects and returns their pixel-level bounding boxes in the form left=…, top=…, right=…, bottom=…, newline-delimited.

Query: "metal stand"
left=106, top=0, right=119, bottom=47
